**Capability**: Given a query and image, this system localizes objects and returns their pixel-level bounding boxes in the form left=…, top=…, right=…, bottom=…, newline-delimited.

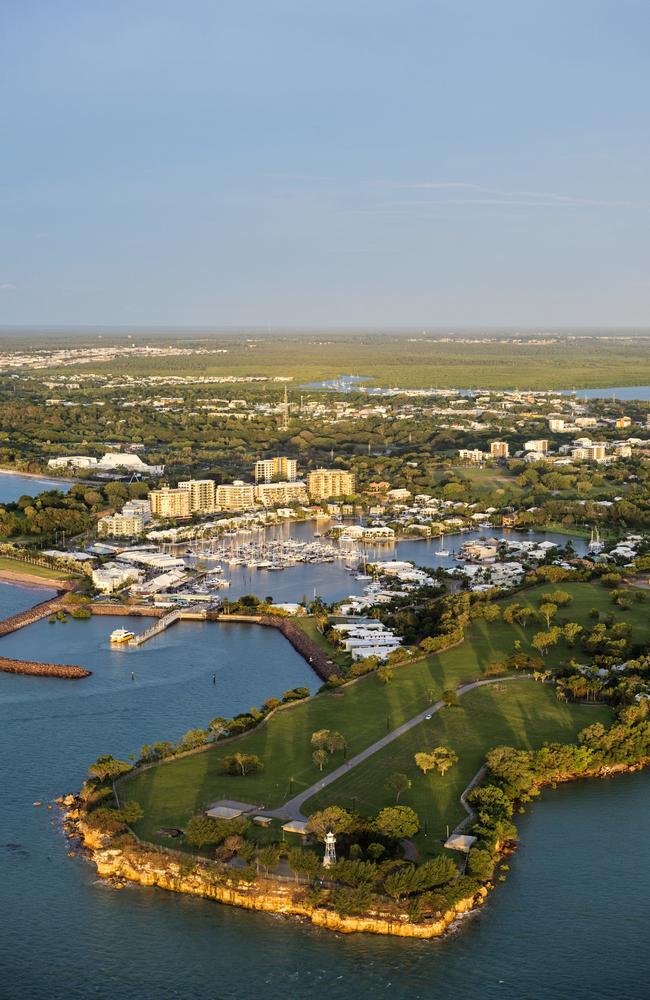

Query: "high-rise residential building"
left=254, top=457, right=298, bottom=483
left=254, top=481, right=308, bottom=507
left=548, top=418, right=566, bottom=432
left=177, top=479, right=216, bottom=513
left=215, top=481, right=256, bottom=511
left=307, top=468, right=355, bottom=500
left=490, top=441, right=509, bottom=459
left=149, top=487, right=191, bottom=519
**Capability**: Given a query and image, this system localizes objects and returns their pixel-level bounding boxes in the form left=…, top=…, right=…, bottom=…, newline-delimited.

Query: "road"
left=266, top=674, right=531, bottom=821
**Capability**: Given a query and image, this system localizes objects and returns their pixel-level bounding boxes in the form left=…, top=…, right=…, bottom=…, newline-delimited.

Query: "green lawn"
left=123, top=580, right=647, bottom=846
left=0, top=557, right=76, bottom=580
left=302, top=681, right=611, bottom=852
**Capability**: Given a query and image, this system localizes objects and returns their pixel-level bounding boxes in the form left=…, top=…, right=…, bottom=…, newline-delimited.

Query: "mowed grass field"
left=302, top=681, right=610, bottom=852
left=124, top=581, right=646, bottom=845
left=0, top=557, right=76, bottom=581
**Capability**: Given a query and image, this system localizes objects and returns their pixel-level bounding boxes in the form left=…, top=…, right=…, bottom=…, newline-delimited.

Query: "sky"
left=1, top=0, right=649, bottom=328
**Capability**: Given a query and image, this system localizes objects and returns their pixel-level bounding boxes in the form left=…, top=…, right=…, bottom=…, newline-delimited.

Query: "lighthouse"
left=323, top=831, right=336, bottom=868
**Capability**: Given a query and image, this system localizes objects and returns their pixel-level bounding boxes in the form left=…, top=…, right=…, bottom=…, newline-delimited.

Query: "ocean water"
left=0, top=585, right=648, bottom=1000
left=0, top=471, right=71, bottom=503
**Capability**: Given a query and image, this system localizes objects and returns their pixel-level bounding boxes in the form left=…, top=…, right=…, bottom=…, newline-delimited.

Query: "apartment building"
left=490, top=441, right=510, bottom=459
left=524, top=439, right=549, bottom=452
left=615, top=416, right=632, bottom=430
left=571, top=444, right=606, bottom=462
left=548, top=418, right=566, bottom=432
left=307, top=468, right=355, bottom=500
left=149, top=487, right=191, bottom=518
left=215, top=480, right=256, bottom=511
left=458, top=448, right=487, bottom=463
left=178, top=479, right=216, bottom=513
left=97, top=511, right=146, bottom=537
left=254, top=481, right=308, bottom=507
left=254, top=456, right=298, bottom=483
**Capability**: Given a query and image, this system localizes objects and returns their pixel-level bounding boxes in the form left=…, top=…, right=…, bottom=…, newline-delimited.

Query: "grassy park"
left=123, top=578, right=644, bottom=848
left=302, top=682, right=610, bottom=849
left=0, top=557, right=76, bottom=582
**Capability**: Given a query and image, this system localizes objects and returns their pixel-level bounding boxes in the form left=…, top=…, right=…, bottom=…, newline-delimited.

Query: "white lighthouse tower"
left=323, top=830, right=337, bottom=868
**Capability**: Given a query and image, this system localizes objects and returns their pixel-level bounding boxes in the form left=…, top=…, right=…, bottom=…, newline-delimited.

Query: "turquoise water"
left=1, top=586, right=648, bottom=999
left=0, top=471, right=71, bottom=503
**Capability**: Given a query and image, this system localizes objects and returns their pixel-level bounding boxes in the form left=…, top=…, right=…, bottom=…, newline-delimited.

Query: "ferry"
left=110, top=628, right=134, bottom=644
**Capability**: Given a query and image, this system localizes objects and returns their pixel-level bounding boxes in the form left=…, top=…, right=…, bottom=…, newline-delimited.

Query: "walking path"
left=266, top=674, right=531, bottom=821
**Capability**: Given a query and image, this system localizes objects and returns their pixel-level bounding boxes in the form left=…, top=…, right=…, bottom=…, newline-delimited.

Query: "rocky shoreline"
left=60, top=800, right=488, bottom=939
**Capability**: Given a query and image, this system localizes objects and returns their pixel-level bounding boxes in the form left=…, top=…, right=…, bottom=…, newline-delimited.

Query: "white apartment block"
left=458, top=448, right=487, bottom=462
left=254, top=457, right=298, bottom=483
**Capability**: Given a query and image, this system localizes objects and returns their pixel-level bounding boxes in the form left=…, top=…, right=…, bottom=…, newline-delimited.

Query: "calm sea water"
left=1, top=576, right=648, bottom=999
left=0, top=471, right=71, bottom=503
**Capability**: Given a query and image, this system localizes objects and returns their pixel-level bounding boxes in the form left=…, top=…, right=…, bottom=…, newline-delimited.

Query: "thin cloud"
left=389, top=181, right=636, bottom=208
left=0, top=283, right=16, bottom=291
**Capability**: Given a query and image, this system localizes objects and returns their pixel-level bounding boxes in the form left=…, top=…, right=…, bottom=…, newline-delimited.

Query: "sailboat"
left=587, top=525, right=604, bottom=555
left=436, top=532, right=450, bottom=558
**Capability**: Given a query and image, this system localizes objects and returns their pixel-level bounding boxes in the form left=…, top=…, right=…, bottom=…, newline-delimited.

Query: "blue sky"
left=1, top=0, right=649, bottom=327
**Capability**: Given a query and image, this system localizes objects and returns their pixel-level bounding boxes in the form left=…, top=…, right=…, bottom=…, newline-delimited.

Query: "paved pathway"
left=266, top=674, right=531, bottom=821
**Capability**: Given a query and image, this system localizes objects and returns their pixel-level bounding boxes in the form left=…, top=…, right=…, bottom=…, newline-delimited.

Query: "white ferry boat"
left=109, top=628, right=134, bottom=644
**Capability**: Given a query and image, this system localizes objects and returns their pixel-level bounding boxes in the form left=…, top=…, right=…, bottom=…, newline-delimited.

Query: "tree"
left=431, top=746, right=458, bottom=776
left=221, top=753, right=263, bottom=776
left=256, top=845, right=280, bottom=874
left=563, top=622, right=583, bottom=646
left=325, top=731, right=347, bottom=754
left=415, top=751, right=437, bottom=775
left=310, top=729, right=330, bottom=750
left=416, top=855, right=458, bottom=889
left=287, top=847, right=321, bottom=882
left=306, top=806, right=354, bottom=842
left=384, top=772, right=411, bottom=803
left=442, top=688, right=457, bottom=707
left=116, top=800, right=143, bottom=824
left=531, top=629, right=559, bottom=657
left=383, top=864, right=421, bottom=900
left=467, top=847, right=495, bottom=881
left=374, top=805, right=419, bottom=840
left=87, top=754, right=132, bottom=783
left=377, top=665, right=394, bottom=684
left=538, top=603, right=558, bottom=629
left=312, top=749, right=328, bottom=772
left=184, top=814, right=223, bottom=848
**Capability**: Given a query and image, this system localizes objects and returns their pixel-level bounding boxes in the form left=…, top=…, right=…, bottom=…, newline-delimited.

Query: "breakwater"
left=0, top=593, right=69, bottom=637
left=0, top=656, right=90, bottom=678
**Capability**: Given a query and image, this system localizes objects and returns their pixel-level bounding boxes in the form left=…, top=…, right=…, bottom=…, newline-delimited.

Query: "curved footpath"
left=266, top=674, right=531, bottom=821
